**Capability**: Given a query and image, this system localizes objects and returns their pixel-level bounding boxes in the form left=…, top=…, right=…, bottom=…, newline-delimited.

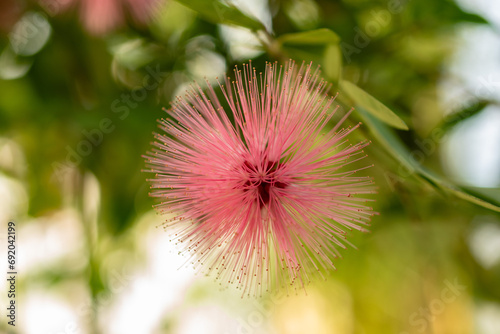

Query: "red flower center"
left=242, top=160, right=288, bottom=207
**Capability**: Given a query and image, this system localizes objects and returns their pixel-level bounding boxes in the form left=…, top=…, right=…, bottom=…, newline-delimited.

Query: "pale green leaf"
left=323, top=44, right=342, bottom=84
left=278, top=28, right=340, bottom=45
left=341, top=80, right=409, bottom=130
left=356, top=107, right=500, bottom=213
left=174, top=0, right=265, bottom=31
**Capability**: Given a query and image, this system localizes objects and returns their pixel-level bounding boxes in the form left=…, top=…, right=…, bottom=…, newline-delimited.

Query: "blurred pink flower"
left=144, top=61, right=377, bottom=296
left=40, top=0, right=159, bottom=35
left=0, top=0, right=24, bottom=34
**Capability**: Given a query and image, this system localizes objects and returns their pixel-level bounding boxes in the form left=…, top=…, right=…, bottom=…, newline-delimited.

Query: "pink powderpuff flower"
left=40, top=0, right=159, bottom=35
left=144, top=61, right=377, bottom=296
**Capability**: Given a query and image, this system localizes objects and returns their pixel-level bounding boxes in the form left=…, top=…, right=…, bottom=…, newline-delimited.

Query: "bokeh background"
left=1, top=0, right=500, bottom=333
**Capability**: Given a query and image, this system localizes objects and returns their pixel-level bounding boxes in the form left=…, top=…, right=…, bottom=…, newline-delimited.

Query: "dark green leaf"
left=439, top=100, right=490, bottom=132
left=411, top=0, right=488, bottom=25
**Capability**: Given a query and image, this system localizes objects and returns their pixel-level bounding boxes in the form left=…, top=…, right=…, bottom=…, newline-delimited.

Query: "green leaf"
left=173, top=0, right=265, bottom=31
left=282, top=44, right=325, bottom=64
left=447, top=186, right=500, bottom=213
left=277, top=28, right=340, bottom=45
left=281, top=44, right=342, bottom=84
left=411, top=0, right=488, bottom=25
left=277, top=28, right=342, bottom=84
left=353, top=107, right=416, bottom=174
left=340, top=80, right=409, bottom=130
left=459, top=186, right=500, bottom=207
left=355, top=107, right=500, bottom=213
left=323, top=44, right=342, bottom=84
left=439, top=100, right=489, bottom=132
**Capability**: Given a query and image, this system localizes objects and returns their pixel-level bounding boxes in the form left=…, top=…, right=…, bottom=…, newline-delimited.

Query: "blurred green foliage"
left=1, top=0, right=500, bottom=333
